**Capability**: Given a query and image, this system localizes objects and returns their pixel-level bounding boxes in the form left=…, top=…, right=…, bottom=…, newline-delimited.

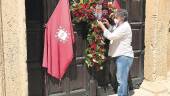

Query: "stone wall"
left=0, top=0, right=28, bottom=95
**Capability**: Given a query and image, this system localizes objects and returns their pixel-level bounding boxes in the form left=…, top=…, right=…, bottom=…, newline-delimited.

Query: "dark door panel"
left=45, top=35, right=91, bottom=96
left=45, top=74, right=68, bottom=96
left=26, top=0, right=45, bottom=95
left=128, top=0, right=145, bottom=88
left=128, top=0, right=145, bottom=22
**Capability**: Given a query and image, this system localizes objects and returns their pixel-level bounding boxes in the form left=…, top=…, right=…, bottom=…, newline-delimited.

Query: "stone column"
left=145, top=0, right=169, bottom=81
left=139, top=0, right=170, bottom=95
left=0, top=0, right=28, bottom=96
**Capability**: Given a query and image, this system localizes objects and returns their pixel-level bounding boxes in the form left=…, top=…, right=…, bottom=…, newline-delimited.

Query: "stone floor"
left=108, top=72, right=170, bottom=96
left=131, top=72, right=170, bottom=96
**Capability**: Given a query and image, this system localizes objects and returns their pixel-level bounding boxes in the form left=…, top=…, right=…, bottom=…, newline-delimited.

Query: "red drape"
left=42, top=0, right=74, bottom=79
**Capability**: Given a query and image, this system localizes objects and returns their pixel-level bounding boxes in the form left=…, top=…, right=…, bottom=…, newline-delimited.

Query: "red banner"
left=113, top=0, right=121, bottom=9
left=42, top=0, right=74, bottom=79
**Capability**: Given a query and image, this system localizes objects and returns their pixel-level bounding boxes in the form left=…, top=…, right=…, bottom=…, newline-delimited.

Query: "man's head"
left=109, top=9, right=128, bottom=25
left=115, top=9, right=128, bottom=22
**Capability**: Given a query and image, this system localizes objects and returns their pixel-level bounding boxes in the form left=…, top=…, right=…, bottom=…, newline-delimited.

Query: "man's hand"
left=97, top=20, right=103, bottom=27
left=97, top=20, right=107, bottom=32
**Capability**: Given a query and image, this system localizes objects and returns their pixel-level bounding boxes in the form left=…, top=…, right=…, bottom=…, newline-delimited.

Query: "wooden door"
left=127, top=0, right=145, bottom=88
left=26, top=0, right=45, bottom=96
left=26, top=0, right=145, bottom=95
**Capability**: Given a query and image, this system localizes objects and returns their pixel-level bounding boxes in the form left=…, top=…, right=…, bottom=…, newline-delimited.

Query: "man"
left=97, top=9, right=134, bottom=96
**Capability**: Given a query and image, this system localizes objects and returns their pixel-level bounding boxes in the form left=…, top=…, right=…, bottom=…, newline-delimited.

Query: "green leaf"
left=87, top=54, right=93, bottom=58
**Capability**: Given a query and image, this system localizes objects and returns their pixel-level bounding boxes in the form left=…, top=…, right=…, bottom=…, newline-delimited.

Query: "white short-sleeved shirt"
left=103, top=21, right=134, bottom=58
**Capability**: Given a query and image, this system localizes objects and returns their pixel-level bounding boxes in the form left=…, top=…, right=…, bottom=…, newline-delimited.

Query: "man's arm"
left=103, top=26, right=127, bottom=41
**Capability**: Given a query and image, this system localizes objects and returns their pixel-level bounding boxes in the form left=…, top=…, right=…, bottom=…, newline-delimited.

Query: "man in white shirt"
left=97, top=9, right=134, bottom=96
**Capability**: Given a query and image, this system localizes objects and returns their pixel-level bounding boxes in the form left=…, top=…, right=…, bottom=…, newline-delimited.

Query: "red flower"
left=81, top=13, right=85, bottom=17
left=102, top=1, right=108, bottom=7
left=81, top=3, right=89, bottom=9
left=92, top=3, right=97, bottom=8
left=74, top=12, right=80, bottom=17
left=108, top=9, right=113, bottom=14
left=89, top=0, right=94, bottom=2
left=88, top=14, right=95, bottom=20
left=93, top=27, right=100, bottom=33
left=86, top=9, right=93, bottom=13
left=96, top=35, right=102, bottom=40
left=90, top=43, right=97, bottom=49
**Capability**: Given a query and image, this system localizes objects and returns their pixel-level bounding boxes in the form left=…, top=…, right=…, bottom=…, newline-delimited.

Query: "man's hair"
left=115, top=9, right=128, bottom=21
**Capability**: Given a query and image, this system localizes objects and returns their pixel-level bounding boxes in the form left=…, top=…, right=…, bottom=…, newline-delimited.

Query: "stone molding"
left=0, top=0, right=6, bottom=95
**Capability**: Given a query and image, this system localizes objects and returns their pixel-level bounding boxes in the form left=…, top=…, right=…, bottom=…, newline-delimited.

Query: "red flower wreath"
left=71, top=1, right=114, bottom=71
